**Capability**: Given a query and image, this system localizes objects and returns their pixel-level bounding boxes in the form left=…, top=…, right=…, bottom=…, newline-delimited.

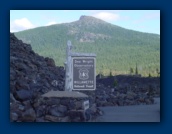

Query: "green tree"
left=114, top=79, right=118, bottom=87
left=135, top=63, right=138, bottom=75
left=109, top=69, right=113, bottom=77
left=149, top=73, right=152, bottom=77
left=156, top=68, right=160, bottom=77
left=130, top=67, right=134, bottom=75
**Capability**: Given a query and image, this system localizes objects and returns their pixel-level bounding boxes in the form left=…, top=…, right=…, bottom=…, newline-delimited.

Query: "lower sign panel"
left=72, top=57, right=96, bottom=90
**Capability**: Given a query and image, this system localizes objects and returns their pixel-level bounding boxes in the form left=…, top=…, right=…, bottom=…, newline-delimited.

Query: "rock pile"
left=10, top=33, right=65, bottom=94
left=10, top=33, right=99, bottom=122
left=34, top=96, right=101, bottom=122
left=91, top=75, right=160, bottom=107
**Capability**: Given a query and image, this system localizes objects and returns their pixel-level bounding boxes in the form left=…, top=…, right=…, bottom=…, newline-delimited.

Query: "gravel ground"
left=95, top=98, right=160, bottom=122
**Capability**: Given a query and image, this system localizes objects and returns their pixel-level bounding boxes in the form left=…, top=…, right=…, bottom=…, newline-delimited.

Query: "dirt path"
left=95, top=98, right=160, bottom=122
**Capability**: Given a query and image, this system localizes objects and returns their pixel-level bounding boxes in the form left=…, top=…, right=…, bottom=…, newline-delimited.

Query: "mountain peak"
left=79, top=15, right=94, bottom=20
left=78, top=15, right=107, bottom=25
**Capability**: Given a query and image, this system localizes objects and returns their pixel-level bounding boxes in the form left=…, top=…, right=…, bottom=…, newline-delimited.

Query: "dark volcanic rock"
left=10, top=33, right=66, bottom=122
left=48, top=106, right=65, bottom=117
left=45, top=57, right=55, bottom=67
left=44, top=115, right=59, bottom=122
left=57, top=105, right=67, bottom=113
left=35, top=106, right=46, bottom=117
left=10, top=33, right=65, bottom=95
left=10, top=112, right=18, bottom=121
left=15, top=89, right=33, bottom=101
left=15, top=79, right=30, bottom=90
left=94, top=74, right=160, bottom=107
left=21, top=108, right=36, bottom=122
left=68, top=110, right=86, bottom=122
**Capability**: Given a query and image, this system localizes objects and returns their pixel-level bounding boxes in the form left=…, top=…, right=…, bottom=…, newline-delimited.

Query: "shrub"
left=114, top=79, right=118, bottom=87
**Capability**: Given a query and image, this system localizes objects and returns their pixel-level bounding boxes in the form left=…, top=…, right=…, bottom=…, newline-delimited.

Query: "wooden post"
left=64, top=41, right=72, bottom=91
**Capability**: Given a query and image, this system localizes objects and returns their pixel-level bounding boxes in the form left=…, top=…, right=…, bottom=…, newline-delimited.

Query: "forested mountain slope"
left=15, top=16, right=160, bottom=76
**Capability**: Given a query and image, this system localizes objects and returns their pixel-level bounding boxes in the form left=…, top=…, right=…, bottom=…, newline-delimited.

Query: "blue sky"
left=10, top=10, right=160, bottom=34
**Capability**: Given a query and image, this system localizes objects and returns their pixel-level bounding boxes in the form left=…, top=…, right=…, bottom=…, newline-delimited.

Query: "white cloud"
left=92, top=12, right=120, bottom=21
left=46, top=21, right=57, bottom=26
left=10, top=18, right=35, bottom=32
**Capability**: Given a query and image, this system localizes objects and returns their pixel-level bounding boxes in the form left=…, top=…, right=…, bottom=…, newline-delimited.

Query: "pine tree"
left=149, top=73, right=152, bottom=77
left=135, top=63, right=138, bottom=75
left=130, top=67, right=134, bottom=75
left=109, top=69, right=113, bottom=77
left=156, top=68, right=160, bottom=77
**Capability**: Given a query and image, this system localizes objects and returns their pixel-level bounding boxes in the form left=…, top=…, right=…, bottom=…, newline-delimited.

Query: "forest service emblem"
left=79, top=69, right=89, bottom=80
